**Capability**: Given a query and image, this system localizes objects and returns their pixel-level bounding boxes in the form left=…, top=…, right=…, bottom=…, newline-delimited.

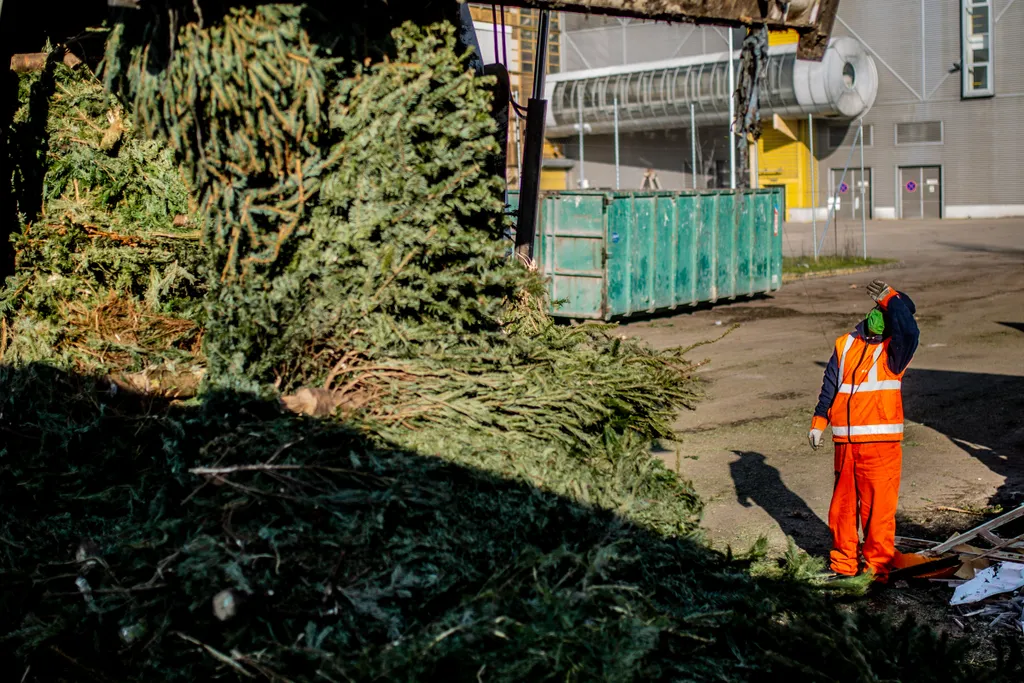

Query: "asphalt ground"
left=627, top=217, right=1024, bottom=558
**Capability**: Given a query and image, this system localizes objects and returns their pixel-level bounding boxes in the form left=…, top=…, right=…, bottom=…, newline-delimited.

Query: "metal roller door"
left=899, top=166, right=941, bottom=219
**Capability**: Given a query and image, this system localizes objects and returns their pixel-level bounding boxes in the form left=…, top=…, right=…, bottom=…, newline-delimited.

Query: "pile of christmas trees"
left=0, top=3, right=1019, bottom=681
left=1, top=54, right=203, bottom=383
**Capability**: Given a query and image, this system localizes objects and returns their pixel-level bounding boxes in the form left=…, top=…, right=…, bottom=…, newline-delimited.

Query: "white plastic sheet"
left=950, top=562, right=1024, bottom=606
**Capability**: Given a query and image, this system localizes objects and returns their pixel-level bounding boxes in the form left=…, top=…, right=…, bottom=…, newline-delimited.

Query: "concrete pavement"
left=626, top=217, right=1024, bottom=555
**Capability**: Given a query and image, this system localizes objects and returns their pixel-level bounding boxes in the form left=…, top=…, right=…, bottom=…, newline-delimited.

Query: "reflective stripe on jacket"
left=811, top=290, right=919, bottom=443
left=827, top=333, right=906, bottom=443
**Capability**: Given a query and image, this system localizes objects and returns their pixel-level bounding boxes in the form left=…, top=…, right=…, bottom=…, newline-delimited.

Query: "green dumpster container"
left=508, top=188, right=783, bottom=320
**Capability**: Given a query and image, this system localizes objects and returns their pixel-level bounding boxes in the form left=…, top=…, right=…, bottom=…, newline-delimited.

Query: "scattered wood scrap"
left=956, top=595, right=1024, bottom=633
left=896, top=503, right=1024, bottom=580
left=896, top=505, right=1024, bottom=635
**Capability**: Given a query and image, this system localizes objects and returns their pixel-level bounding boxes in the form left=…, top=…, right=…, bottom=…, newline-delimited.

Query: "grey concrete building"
left=549, top=1, right=1024, bottom=220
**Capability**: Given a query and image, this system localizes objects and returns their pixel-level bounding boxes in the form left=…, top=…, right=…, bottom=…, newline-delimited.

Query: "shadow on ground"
left=903, top=367, right=1024, bottom=509
left=3, top=363, right=1005, bottom=680
left=608, top=292, right=774, bottom=326
left=935, top=242, right=1024, bottom=259
left=729, top=450, right=832, bottom=556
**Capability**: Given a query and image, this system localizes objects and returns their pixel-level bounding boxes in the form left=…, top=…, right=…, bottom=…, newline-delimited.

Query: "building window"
left=827, top=123, right=872, bottom=149
left=712, top=160, right=730, bottom=189
left=895, top=121, right=943, bottom=146
left=962, top=0, right=994, bottom=98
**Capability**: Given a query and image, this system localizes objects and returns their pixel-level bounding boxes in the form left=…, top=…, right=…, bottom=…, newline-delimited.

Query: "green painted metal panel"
left=631, top=195, right=653, bottom=313
left=752, top=190, right=772, bottom=293
left=605, top=194, right=631, bottom=317
left=695, top=193, right=717, bottom=303
left=715, top=193, right=736, bottom=300
left=675, top=194, right=698, bottom=305
left=541, top=193, right=606, bottom=319
left=653, top=195, right=676, bottom=310
left=736, top=193, right=753, bottom=296
left=771, top=189, right=784, bottom=291
left=751, top=191, right=765, bottom=293
left=515, top=188, right=782, bottom=319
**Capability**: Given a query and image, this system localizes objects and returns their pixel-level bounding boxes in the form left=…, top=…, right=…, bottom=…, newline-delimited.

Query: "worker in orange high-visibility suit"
left=809, top=280, right=920, bottom=581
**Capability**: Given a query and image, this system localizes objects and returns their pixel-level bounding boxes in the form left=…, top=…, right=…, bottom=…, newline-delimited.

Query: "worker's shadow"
left=729, top=450, right=831, bottom=555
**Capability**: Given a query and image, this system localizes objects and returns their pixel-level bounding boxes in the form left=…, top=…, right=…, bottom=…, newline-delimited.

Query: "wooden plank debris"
left=925, top=504, right=1024, bottom=555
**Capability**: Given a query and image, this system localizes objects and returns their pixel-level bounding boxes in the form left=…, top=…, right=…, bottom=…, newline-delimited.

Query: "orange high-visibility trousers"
left=828, top=442, right=902, bottom=579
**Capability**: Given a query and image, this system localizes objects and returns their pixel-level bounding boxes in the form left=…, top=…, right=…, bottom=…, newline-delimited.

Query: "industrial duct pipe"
left=544, top=37, right=877, bottom=138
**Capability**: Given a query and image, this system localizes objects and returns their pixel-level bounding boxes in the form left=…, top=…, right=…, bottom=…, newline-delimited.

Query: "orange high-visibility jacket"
left=825, top=334, right=906, bottom=442
left=811, top=290, right=920, bottom=443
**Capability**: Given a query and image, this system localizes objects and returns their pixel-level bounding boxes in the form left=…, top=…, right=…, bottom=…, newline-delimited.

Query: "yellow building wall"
left=758, top=30, right=815, bottom=218
left=757, top=119, right=817, bottom=221
left=768, top=29, right=800, bottom=47
left=540, top=169, right=568, bottom=191
left=539, top=140, right=569, bottom=190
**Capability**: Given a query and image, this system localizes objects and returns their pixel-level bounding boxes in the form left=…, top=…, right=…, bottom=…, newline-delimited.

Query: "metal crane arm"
left=90, top=1, right=838, bottom=60
left=492, top=0, right=839, bottom=61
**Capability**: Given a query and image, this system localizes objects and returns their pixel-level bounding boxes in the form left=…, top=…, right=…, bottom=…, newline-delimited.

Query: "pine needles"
left=106, top=7, right=527, bottom=393
left=0, top=59, right=203, bottom=375
left=4, top=367, right=1017, bottom=682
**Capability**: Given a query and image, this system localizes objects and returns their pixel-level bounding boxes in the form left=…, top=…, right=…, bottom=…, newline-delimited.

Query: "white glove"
left=809, top=429, right=824, bottom=450
left=867, top=279, right=892, bottom=303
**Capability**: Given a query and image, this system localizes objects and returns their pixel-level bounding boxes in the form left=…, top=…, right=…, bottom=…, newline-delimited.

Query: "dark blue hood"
left=854, top=290, right=916, bottom=343
left=851, top=319, right=884, bottom=344
left=854, top=320, right=885, bottom=344
left=899, top=293, right=917, bottom=315
left=814, top=289, right=921, bottom=424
